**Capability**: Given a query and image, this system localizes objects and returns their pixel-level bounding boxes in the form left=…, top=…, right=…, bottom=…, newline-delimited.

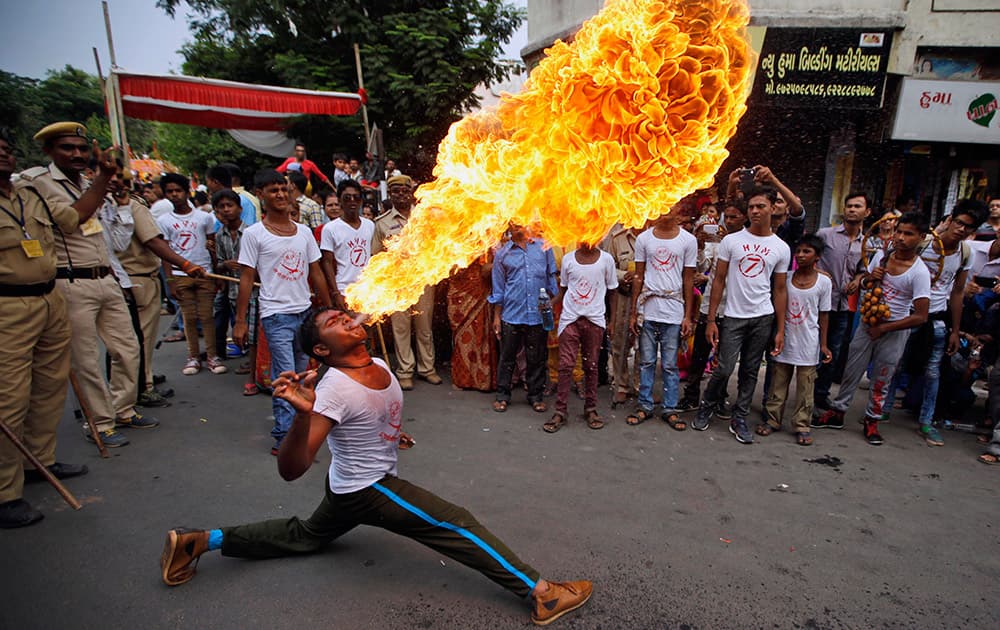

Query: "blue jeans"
left=918, top=320, right=947, bottom=426
left=638, top=320, right=681, bottom=412
left=814, top=310, right=854, bottom=403
left=261, top=309, right=311, bottom=444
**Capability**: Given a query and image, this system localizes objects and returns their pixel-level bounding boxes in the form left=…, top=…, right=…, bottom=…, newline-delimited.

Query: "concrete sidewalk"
left=2, top=328, right=997, bottom=629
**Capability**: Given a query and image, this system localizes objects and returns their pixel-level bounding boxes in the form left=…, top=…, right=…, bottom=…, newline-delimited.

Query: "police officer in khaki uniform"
left=0, top=128, right=113, bottom=528
left=18, top=122, right=156, bottom=448
left=111, top=169, right=206, bottom=407
left=373, top=175, right=441, bottom=390
left=607, top=226, right=640, bottom=406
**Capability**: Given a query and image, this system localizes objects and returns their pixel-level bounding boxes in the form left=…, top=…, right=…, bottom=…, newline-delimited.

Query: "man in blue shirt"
left=489, top=224, right=559, bottom=413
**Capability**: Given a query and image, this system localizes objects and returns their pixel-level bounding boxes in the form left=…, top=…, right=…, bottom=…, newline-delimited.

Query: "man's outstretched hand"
left=272, top=370, right=318, bottom=415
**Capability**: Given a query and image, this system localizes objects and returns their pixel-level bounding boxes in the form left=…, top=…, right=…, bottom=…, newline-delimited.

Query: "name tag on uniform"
left=21, top=239, right=43, bottom=258
left=80, top=216, right=104, bottom=236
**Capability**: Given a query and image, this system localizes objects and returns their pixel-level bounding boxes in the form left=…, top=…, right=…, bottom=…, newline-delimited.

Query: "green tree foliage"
left=157, top=0, right=523, bottom=179
left=2, top=66, right=157, bottom=167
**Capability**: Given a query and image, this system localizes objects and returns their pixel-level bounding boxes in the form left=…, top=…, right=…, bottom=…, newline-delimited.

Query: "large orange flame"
left=347, top=0, right=754, bottom=319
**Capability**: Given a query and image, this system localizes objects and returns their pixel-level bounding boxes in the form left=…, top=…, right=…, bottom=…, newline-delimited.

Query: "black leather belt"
left=56, top=266, right=111, bottom=280
left=0, top=280, right=56, bottom=297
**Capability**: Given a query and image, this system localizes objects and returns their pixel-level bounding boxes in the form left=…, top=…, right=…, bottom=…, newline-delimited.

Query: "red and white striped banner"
left=115, top=72, right=365, bottom=131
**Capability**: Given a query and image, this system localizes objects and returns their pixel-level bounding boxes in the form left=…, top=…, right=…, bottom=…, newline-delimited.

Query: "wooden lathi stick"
left=205, top=272, right=261, bottom=288
left=69, top=371, right=110, bottom=459
left=0, top=421, right=82, bottom=510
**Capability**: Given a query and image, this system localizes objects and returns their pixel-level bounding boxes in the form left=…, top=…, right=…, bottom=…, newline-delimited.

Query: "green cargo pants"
left=221, top=474, right=540, bottom=597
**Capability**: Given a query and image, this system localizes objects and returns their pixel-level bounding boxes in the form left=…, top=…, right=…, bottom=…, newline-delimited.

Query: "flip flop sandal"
left=796, top=431, right=814, bottom=446
left=543, top=414, right=566, bottom=433
left=243, top=383, right=259, bottom=396
left=235, top=362, right=252, bottom=375
left=492, top=400, right=508, bottom=413
left=755, top=423, right=778, bottom=437
left=532, top=401, right=548, bottom=413
left=626, top=408, right=652, bottom=426
left=978, top=453, right=1000, bottom=465
left=585, top=411, right=605, bottom=430
left=163, top=332, right=185, bottom=343
left=662, top=413, right=686, bottom=431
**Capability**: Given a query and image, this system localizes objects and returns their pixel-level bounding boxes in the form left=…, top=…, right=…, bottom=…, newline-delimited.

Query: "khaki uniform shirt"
left=17, top=163, right=109, bottom=268
left=608, top=228, right=638, bottom=284
left=117, top=199, right=162, bottom=275
left=373, top=208, right=409, bottom=255
left=0, top=184, right=79, bottom=284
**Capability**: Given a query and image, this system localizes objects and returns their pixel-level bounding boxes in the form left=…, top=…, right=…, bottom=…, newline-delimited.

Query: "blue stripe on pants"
left=372, top=482, right=537, bottom=590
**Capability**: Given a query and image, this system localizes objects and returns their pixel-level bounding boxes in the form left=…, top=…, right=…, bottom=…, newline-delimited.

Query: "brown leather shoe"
left=421, top=372, right=443, bottom=385
left=161, top=528, right=210, bottom=586
left=398, top=377, right=414, bottom=391
left=530, top=580, right=593, bottom=626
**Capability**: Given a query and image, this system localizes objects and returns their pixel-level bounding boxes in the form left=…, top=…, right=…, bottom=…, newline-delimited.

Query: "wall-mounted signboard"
left=752, top=28, right=893, bottom=109
left=892, top=78, right=1000, bottom=145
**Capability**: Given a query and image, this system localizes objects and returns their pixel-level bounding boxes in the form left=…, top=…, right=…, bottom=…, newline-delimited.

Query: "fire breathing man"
left=160, top=307, right=593, bottom=627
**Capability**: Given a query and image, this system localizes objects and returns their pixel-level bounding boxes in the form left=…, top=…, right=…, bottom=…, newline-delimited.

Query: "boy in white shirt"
left=157, top=173, right=226, bottom=376
left=543, top=243, right=618, bottom=432
left=626, top=211, right=698, bottom=428
left=760, top=234, right=832, bottom=446
left=888, top=200, right=983, bottom=446
left=695, top=187, right=791, bottom=444
left=680, top=200, right=747, bottom=411
left=812, top=212, right=931, bottom=445
left=233, top=169, right=332, bottom=455
left=319, top=179, right=376, bottom=310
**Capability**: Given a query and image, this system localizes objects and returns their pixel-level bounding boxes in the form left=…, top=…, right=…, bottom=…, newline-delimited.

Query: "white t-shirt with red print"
left=238, top=222, right=321, bottom=319
left=313, top=358, right=403, bottom=494
left=157, top=210, right=215, bottom=275
left=716, top=229, right=791, bottom=319
left=867, top=251, right=932, bottom=321
left=634, top=227, right=697, bottom=324
left=320, top=217, right=376, bottom=292
left=558, top=249, right=618, bottom=336
left=775, top=273, right=832, bottom=366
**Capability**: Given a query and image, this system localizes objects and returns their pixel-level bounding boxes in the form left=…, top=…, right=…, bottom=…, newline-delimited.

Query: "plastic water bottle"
left=538, top=288, right=555, bottom=332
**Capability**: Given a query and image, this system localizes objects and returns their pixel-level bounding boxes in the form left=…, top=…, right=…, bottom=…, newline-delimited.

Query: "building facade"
left=522, top=0, right=1000, bottom=227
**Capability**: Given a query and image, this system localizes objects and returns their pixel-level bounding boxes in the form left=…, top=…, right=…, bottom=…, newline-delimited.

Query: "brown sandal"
left=978, top=453, right=1000, bottom=465
left=532, top=401, right=548, bottom=413
left=543, top=413, right=566, bottom=433
left=662, top=413, right=686, bottom=431
left=755, top=423, right=777, bottom=437
left=626, top=408, right=652, bottom=426
left=585, top=410, right=605, bottom=430
left=492, top=400, right=508, bottom=413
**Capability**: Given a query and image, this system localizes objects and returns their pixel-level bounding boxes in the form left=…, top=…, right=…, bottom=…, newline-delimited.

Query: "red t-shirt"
left=277, top=158, right=331, bottom=185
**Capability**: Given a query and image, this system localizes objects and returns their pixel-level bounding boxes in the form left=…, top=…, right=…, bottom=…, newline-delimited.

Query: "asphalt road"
left=2, top=327, right=998, bottom=629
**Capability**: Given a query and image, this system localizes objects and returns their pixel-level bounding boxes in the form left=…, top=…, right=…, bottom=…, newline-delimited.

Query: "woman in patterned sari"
left=447, top=253, right=497, bottom=391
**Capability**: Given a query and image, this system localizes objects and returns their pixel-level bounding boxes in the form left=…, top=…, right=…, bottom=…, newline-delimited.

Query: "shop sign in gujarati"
left=753, top=28, right=892, bottom=109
